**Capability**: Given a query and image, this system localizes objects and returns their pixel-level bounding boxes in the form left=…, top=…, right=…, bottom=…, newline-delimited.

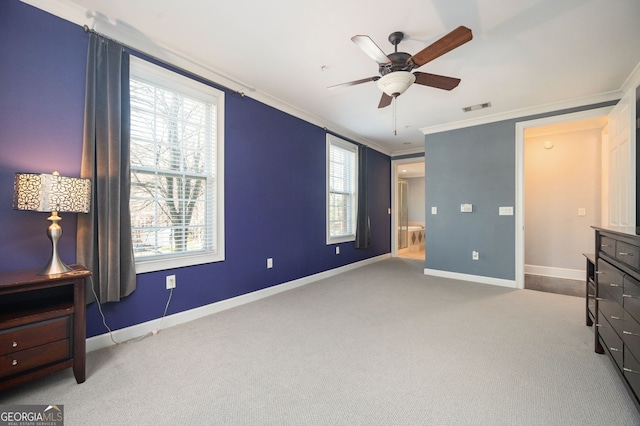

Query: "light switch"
left=460, top=204, right=473, bottom=213
left=578, top=208, right=586, bottom=216
left=499, top=206, right=514, bottom=216
left=431, top=207, right=437, bottom=215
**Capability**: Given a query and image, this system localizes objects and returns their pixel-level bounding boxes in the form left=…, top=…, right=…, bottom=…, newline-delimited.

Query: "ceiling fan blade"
left=351, top=35, right=391, bottom=65
left=413, top=72, right=461, bottom=91
left=409, top=26, right=473, bottom=68
left=327, top=76, right=379, bottom=90
left=378, top=93, right=393, bottom=109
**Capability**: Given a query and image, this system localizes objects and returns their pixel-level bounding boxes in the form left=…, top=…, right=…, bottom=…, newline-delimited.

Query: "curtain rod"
left=324, top=128, right=367, bottom=148
left=82, top=25, right=248, bottom=97
left=82, top=26, right=371, bottom=149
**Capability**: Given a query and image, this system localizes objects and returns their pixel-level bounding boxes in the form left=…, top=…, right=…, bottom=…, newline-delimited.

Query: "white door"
left=605, top=93, right=635, bottom=227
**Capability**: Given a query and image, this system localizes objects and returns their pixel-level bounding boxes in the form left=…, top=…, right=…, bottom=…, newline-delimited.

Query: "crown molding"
left=420, top=91, right=622, bottom=136
left=20, top=0, right=390, bottom=156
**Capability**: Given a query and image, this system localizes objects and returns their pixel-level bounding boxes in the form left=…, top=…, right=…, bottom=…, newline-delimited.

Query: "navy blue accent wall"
left=0, top=1, right=390, bottom=338
left=425, top=101, right=617, bottom=281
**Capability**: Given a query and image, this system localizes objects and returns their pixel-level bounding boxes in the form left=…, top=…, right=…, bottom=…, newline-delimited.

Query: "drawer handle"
left=610, top=284, right=621, bottom=287
left=619, top=252, right=634, bottom=256
left=12, top=359, right=18, bottom=366
left=610, top=347, right=622, bottom=352
left=624, top=367, right=640, bottom=374
left=596, top=297, right=606, bottom=301
left=12, top=341, right=17, bottom=348
left=601, top=244, right=611, bottom=248
left=623, top=294, right=638, bottom=299
left=623, top=330, right=640, bottom=337
left=611, top=316, right=625, bottom=321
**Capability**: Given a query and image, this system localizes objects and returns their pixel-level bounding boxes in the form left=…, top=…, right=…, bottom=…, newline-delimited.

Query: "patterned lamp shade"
left=13, top=172, right=91, bottom=213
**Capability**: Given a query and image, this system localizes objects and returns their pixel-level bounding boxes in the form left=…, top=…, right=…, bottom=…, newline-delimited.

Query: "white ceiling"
left=28, top=0, right=640, bottom=155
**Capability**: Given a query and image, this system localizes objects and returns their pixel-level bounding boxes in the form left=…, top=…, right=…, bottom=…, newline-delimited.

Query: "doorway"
left=515, top=106, right=614, bottom=290
left=391, top=158, right=425, bottom=260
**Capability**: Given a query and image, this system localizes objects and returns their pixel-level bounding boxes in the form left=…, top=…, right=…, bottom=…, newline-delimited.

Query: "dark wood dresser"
left=0, top=265, right=90, bottom=391
left=592, top=226, right=640, bottom=406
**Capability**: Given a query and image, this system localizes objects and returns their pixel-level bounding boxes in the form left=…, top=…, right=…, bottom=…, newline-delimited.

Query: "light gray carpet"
left=2, top=258, right=639, bottom=425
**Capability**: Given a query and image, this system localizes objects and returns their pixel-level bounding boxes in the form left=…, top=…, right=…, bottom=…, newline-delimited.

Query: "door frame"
left=391, top=156, right=425, bottom=257
left=514, top=106, right=614, bottom=289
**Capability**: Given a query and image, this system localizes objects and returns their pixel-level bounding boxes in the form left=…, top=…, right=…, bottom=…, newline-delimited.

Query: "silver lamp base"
left=38, top=212, right=73, bottom=276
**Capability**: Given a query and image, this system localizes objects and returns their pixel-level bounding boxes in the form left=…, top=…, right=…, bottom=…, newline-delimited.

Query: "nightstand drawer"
left=0, top=316, right=70, bottom=356
left=0, top=339, right=70, bottom=379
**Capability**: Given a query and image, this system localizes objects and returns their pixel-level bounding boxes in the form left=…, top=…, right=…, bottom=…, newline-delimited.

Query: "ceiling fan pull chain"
left=393, top=96, right=397, bottom=136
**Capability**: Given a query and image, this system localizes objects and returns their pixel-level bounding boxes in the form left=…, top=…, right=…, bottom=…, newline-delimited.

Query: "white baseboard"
left=524, top=264, right=584, bottom=280
left=86, top=254, right=390, bottom=353
left=423, top=268, right=517, bottom=289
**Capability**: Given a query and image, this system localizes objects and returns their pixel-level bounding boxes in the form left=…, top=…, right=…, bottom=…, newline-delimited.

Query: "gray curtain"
left=77, top=33, right=136, bottom=303
left=355, top=145, right=372, bottom=249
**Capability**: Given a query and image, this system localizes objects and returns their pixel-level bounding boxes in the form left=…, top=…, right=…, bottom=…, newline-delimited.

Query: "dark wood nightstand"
left=0, top=265, right=90, bottom=391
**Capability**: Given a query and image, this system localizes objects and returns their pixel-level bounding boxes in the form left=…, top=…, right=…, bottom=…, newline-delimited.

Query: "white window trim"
left=326, top=134, right=358, bottom=245
left=130, top=56, right=225, bottom=274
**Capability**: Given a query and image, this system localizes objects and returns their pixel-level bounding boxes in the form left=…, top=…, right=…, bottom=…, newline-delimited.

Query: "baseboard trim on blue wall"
left=423, top=268, right=516, bottom=289
left=87, top=254, right=391, bottom=353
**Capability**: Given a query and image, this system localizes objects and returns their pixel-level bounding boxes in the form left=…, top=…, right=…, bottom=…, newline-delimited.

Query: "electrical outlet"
left=472, top=251, right=479, bottom=260
left=165, top=275, right=176, bottom=289
left=267, top=258, right=273, bottom=269
left=336, top=246, right=340, bottom=255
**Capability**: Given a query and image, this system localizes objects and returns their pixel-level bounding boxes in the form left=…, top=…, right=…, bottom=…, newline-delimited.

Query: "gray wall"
left=424, top=101, right=617, bottom=281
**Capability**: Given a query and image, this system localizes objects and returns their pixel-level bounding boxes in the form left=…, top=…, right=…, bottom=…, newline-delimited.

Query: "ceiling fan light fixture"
left=377, top=71, right=416, bottom=97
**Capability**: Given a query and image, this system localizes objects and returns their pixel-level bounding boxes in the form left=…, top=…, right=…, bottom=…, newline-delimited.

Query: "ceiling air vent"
left=462, top=102, right=491, bottom=112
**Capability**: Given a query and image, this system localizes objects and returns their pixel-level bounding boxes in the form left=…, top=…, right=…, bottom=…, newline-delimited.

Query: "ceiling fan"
left=329, top=26, right=473, bottom=109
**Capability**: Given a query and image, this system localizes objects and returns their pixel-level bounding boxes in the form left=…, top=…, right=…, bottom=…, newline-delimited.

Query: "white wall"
left=524, top=127, right=602, bottom=274
left=407, top=177, right=425, bottom=224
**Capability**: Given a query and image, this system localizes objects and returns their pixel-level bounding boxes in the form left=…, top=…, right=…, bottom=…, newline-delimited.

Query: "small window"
left=326, top=134, right=358, bottom=244
left=129, top=57, right=224, bottom=273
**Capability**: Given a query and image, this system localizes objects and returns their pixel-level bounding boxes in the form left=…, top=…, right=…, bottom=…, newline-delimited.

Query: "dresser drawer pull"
left=610, top=347, right=622, bottom=352
left=619, top=252, right=634, bottom=256
left=611, top=316, right=624, bottom=321
left=596, top=297, right=606, bottom=301
left=623, top=294, right=638, bottom=299
left=623, top=330, right=640, bottom=337
left=601, top=244, right=611, bottom=248
left=610, top=284, right=621, bottom=287
left=12, top=359, right=18, bottom=366
left=624, top=367, right=640, bottom=374
left=12, top=341, right=18, bottom=348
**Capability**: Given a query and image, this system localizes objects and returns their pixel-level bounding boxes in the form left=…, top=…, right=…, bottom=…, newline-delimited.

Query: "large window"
left=327, top=134, right=358, bottom=244
left=129, top=57, right=224, bottom=273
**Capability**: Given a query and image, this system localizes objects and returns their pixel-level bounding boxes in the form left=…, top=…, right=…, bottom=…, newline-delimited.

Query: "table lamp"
left=13, top=171, right=91, bottom=275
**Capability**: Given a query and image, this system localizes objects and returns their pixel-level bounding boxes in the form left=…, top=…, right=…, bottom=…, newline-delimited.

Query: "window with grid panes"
left=326, top=134, right=358, bottom=244
left=129, top=56, right=224, bottom=273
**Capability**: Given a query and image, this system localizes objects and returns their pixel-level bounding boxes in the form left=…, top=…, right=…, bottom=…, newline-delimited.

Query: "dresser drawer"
left=624, top=347, right=640, bottom=399
left=617, top=241, right=640, bottom=273
left=598, top=259, right=624, bottom=303
left=624, top=275, right=640, bottom=323
left=0, top=316, right=70, bottom=356
left=599, top=297, right=625, bottom=332
left=600, top=235, right=617, bottom=258
left=0, top=339, right=70, bottom=379
left=598, top=312, right=623, bottom=369
left=620, top=313, right=640, bottom=358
